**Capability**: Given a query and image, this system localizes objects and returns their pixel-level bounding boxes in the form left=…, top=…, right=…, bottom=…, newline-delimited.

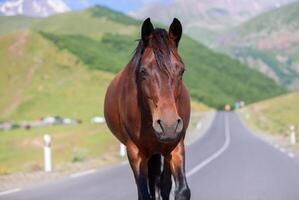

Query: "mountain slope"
left=219, top=1, right=299, bottom=89
left=32, top=6, right=285, bottom=108
left=33, top=6, right=139, bottom=40
left=0, top=29, right=113, bottom=121
left=0, top=5, right=286, bottom=112
left=128, top=0, right=298, bottom=47
left=0, top=15, right=39, bottom=35
left=0, top=0, right=70, bottom=17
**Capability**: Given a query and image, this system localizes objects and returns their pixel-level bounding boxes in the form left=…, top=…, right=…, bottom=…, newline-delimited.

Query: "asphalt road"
left=2, top=112, right=299, bottom=200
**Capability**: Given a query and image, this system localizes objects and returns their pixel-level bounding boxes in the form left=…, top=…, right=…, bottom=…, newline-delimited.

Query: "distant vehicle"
left=224, top=104, right=231, bottom=111
left=0, top=121, right=16, bottom=130
left=91, top=116, right=105, bottom=124
left=63, top=118, right=78, bottom=125
left=234, top=101, right=241, bottom=109
left=42, top=116, right=56, bottom=125
left=42, top=116, right=78, bottom=125
left=240, top=101, right=245, bottom=108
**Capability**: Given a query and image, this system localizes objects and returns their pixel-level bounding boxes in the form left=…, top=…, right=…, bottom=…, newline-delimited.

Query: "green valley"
left=0, top=5, right=288, bottom=173
left=33, top=6, right=285, bottom=108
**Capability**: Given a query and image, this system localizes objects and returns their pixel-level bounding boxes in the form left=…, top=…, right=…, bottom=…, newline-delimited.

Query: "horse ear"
left=169, top=18, right=182, bottom=47
left=141, top=18, right=154, bottom=45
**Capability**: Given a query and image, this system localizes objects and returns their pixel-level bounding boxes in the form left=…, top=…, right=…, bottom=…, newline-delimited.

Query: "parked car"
left=91, top=116, right=105, bottom=124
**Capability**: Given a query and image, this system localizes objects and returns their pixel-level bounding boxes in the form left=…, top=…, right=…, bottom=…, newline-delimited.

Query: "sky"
left=0, top=0, right=171, bottom=13
left=63, top=0, right=171, bottom=13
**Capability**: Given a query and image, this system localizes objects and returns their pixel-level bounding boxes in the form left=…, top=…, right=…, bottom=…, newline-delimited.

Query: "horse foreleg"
left=148, top=154, right=162, bottom=200
left=127, top=142, right=151, bottom=200
left=160, top=158, right=172, bottom=200
left=167, top=141, right=190, bottom=200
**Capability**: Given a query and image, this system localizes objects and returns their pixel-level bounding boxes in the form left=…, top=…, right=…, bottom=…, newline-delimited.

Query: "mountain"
left=218, top=1, right=299, bottom=89
left=0, top=0, right=70, bottom=17
left=0, top=5, right=285, bottom=116
left=0, top=15, right=39, bottom=35
left=128, top=0, right=298, bottom=47
left=0, top=29, right=114, bottom=121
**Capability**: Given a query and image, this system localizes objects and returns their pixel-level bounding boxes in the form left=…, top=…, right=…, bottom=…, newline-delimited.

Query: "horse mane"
left=131, top=28, right=179, bottom=76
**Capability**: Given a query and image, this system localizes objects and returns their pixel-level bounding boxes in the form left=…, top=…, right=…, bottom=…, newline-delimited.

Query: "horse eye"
left=140, top=68, right=149, bottom=79
left=179, top=68, right=185, bottom=76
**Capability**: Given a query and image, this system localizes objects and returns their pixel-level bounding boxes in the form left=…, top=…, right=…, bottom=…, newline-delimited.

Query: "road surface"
left=2, top=112, right=299, bottom=200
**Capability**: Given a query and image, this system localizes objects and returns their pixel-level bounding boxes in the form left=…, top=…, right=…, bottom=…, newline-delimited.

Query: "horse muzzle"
left=152, top=117, right=183, bottom=143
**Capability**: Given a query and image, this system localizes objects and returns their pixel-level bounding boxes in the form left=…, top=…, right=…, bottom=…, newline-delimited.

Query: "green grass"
left=0, top=15, right=40, bottom=35
left=0, top=30, right=114, bottom=121
left=41, top=30, right=286, bottom=109
left=239, top=93, right=299, bottom=146
left=0, top=30, right=120, bottom=174
left=90, top=5, right=141, bottom=26
left=33, top=7, right=138, bottom=40
left=0, top=123, right=117, bottom=174
left=30, top=5, right=286, bottom=108
left=40, top=32, right=137, bottom=73
left=234, top=47, right=299, bottom=85
left=0, top=5, right=288, bottom=174
left=236, top=2, right=299, bottom=34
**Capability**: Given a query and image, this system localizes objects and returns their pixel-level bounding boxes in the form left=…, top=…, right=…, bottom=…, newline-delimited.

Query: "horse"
left=104, top=18, right=191, bottom=200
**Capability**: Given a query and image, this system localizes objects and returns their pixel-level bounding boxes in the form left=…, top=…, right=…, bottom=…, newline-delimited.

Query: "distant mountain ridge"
left=0, top=0, right=70, bottom=17
left=128, top=0, right=299, bottom=47
left=218, top=1, right=299, bottom=89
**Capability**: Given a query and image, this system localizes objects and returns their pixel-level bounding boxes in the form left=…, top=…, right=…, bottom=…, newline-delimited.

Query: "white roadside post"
left=119, top=143, right=126, bottom=157
left=43, top=134, right=52, bottom=172
left=290, top=125, right=296, bottom=145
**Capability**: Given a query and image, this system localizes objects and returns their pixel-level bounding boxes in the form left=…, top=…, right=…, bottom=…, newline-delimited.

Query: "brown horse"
left=104, top=18, right=191, bottom=200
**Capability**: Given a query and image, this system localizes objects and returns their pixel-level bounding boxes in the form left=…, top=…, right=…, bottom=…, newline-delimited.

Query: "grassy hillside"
left=0, top=30, right=114, bottom=121
left=0, top=15, right=40, bottom=35
left=0, top=4, right=288, bottom=174
left=219, top=2, right=299, bottom=88
left=0, top=29, right=122, bottom=173
left=33, top=6, right=139, bottom=40
left=236, top=2, right=299, bottom=34
left=34, top=6, right=285, bottom=109
left=0, top=29, right=209, bottom=174
left=239, top=92, right=299, bottom=147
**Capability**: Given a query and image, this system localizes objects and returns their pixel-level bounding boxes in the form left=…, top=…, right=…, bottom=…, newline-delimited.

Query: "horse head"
left=137, top=18, right=185, bottom=143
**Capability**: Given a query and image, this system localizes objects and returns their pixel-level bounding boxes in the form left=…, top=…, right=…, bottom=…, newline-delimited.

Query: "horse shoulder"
left=104, top=71, right=128, bottom=144
left=179, top=83, right=191, bottom=130
left=118, top=74, right=142, bottom=141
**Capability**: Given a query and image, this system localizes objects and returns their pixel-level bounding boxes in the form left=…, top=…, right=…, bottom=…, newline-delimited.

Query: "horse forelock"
left=131, top=28, right=180, bottom=77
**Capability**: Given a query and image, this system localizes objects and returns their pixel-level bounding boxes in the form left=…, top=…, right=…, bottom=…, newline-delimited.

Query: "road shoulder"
left=185, top=110, right=216, bottom=145
left=237, top=111, right=299, bottom=160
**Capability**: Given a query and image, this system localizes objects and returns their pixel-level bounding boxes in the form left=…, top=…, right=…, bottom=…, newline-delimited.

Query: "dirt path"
left=1, top=31, right=41, bottom=118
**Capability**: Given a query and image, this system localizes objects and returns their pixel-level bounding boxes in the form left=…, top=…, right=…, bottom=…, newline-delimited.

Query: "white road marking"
left=280, top=148, right=286, bottom=153
left=196, top=122, right=202, bottom=129
left=186, top=114, right=231, bottom=177
left=288, top=152, right=295, bottom=158
left=238, top=114, right=298, bottom=159
left=0, top=188, right=21, bottom=196
left=70, top=169, right=96, bottom=178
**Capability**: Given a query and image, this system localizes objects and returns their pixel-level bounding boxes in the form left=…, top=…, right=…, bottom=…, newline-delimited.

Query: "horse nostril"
left=176, top=117, right=183, bottom=133
left=177, top=118, right=182, bottom=124
left=153, top=119, right=163, bottom=134
left=157, top=119, right=162, bottom=125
